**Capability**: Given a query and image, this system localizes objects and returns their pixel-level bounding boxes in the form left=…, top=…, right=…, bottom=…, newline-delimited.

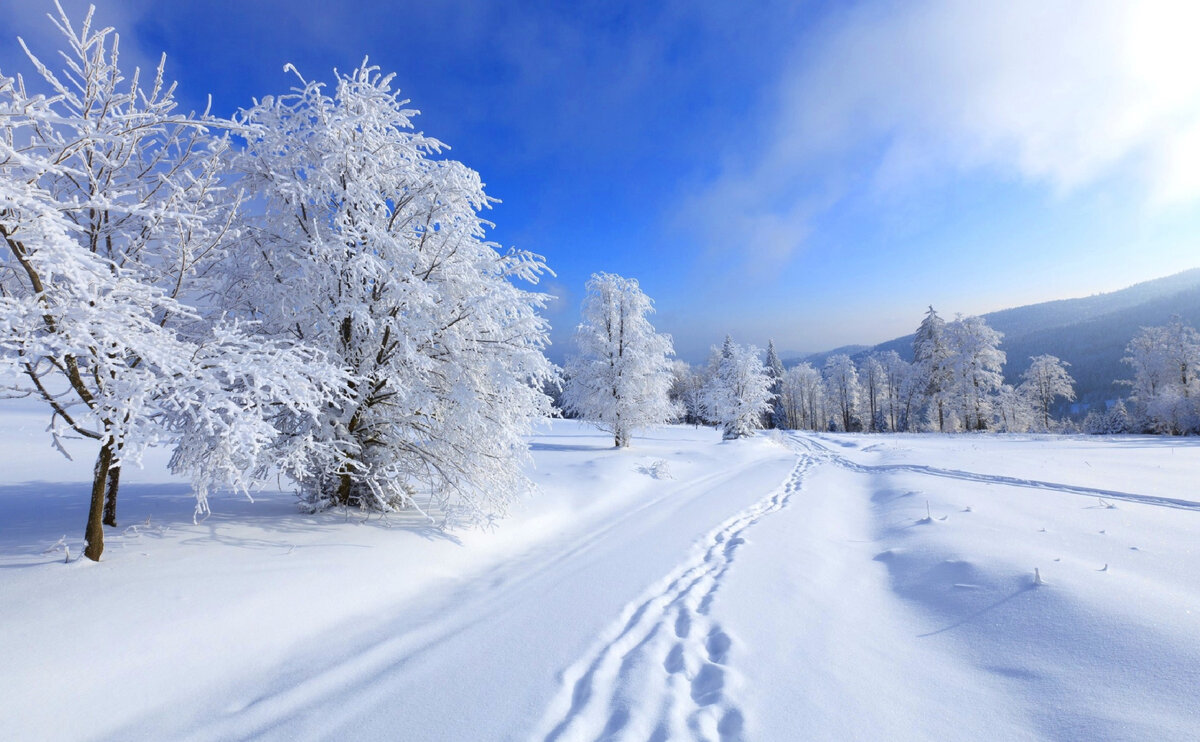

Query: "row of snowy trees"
left=1, top=7, right=554, bottom=559
left=561, top=273, right=773, bottom=444
left=669, top=308, right=1076, bottom=435
left=559, top=288, right=1086, bottom=444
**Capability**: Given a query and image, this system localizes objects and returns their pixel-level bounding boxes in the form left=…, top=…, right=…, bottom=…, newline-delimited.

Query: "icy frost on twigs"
left=638, top=459, right=673, bottom=480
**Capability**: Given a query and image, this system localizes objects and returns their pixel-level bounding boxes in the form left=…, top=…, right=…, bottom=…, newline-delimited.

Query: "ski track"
left=792, top=434, right=1200, bottom=512
left=535, top=451, right=815, bottom=742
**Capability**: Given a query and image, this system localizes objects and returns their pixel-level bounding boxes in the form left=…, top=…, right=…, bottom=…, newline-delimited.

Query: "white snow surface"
left=2, top=417, right=1199, bottom=741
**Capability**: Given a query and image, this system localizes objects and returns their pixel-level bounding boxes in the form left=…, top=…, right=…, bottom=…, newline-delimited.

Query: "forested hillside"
left=797, top=269, right=1200, bottom=412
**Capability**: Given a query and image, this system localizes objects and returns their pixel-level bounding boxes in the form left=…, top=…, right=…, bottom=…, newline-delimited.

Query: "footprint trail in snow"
left=535, top=452, right=816, bottom=742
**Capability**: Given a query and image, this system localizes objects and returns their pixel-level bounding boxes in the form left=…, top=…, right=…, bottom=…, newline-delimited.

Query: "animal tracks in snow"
left=535, top=454, right=815, bottom=742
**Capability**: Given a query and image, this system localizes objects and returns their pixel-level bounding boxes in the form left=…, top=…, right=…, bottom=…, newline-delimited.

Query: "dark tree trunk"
left=337, top=471, right=354, bottom=507
left=102, top=455, right=122, bottom=527
left=85, top=439, right=115, bottom=561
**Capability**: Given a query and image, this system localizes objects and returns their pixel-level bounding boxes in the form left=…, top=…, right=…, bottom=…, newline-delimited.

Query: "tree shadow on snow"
left=0, top=480, right=461, bottom=567
left=529, top=441, right=615, bottom=452
left=915, top=585, right=1037, bottom=638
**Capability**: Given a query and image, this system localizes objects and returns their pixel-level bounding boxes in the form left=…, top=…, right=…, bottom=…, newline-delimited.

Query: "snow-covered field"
left=3, top=417, right=1199, bottom=741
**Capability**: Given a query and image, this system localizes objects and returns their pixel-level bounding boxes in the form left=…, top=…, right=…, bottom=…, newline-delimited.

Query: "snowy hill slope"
left=2, top=420, right=1199, bottom=740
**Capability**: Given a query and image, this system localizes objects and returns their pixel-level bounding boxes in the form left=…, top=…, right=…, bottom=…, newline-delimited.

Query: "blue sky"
left=4, top=0, right=1199, bottom=362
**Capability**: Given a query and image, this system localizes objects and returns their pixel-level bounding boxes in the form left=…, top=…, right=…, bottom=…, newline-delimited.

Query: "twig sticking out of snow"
left=1098, top=497, right=1116, bottom=509
left=64, top=545, right=70, bottom=564
left=1099, top=564, right=1108, bottom=572
left=42, top=536, right=66, bottom=555
left=1033, top=568, right=1047, bottom=587
left=637, top=459, right=673, bottom=480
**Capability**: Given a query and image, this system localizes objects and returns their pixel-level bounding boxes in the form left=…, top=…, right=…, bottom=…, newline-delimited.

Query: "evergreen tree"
left=765, top=340, right=787, bottom=429
left=912, top=306, right=952, bottom=431
left=704, top=336, right=773, bottom=440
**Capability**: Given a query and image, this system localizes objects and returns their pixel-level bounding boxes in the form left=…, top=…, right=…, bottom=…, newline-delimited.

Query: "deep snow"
left=2, top=418, right=1199, bottom=741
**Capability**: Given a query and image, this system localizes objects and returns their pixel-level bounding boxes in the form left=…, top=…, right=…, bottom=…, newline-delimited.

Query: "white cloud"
left=682, top=0, right=1200, bottom=267
left=3, top=1, right=161, bottom=92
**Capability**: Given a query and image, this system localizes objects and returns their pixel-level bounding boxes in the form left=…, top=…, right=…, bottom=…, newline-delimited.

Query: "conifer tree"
left=913, top=306, right=952, bottom=431
left=765, top=340, right=787, bottom=429
left=704, top=336, right=773, bottom=439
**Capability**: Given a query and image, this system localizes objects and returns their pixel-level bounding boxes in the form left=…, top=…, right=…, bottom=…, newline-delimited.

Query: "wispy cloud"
left=680, top=0, right=1200, bottom=271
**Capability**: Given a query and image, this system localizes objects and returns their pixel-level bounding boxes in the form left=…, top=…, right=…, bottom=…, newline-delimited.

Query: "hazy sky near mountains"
left=4, top=0, right=1199, bottom=361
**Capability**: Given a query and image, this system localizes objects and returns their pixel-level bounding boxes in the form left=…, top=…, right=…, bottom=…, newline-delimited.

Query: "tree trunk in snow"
left=84, top=439, right=115, bottom=561
left=102, top=445, right=122, bottom=527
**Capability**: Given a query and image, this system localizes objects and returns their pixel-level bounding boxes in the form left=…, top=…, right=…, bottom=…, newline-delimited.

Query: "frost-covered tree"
left=704, top=336, right=773, bottom=439
left=781, top=362, right=823, bottom=430
left=994, top=384, right=1034, bottom=433
left=876, top=351, right=914, bottom=432
left=563, top=273, right=676, bottom=447
left=1020, top=355, right=1075, bottom=432
left=944, top=315, right=1005, bottom=431
left=1123, top=317, right=1200, bottom=434
left=227, top=62, right=555, bottom=522
left=861, top=354, right=888, bottom=432
left=1084, top=400, right=1132, bottom=435
left=668, top=360, right=706, bottom=426
left=764, top=340, right=787, bottom=429
left=0, top=6, right=335, bottom=560
left=823, top=354, right=860, bottom=432
left=912, top=306, right=952, bottom=431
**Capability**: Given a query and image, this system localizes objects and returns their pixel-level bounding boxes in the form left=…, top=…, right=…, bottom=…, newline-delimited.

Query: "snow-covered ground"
left=3, top=418, right=1199, bottom=741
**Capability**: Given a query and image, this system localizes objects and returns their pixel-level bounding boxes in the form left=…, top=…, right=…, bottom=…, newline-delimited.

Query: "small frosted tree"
left=994, top=384, right=1034, bottom=432
left=1020, top=355, right=1076, bottom=431
left=228, top=62, right=555, bottom=522
left=563, top=273, right=676, bottom=447
left=704, top=336, right=773, bottom=439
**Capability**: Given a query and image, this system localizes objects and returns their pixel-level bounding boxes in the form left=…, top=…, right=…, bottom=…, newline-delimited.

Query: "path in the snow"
left=793, top=434, right=1200, bottom=511
left=102, top=430, right=800, bottom=742
left=533, top=450, right=815, bottom=742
